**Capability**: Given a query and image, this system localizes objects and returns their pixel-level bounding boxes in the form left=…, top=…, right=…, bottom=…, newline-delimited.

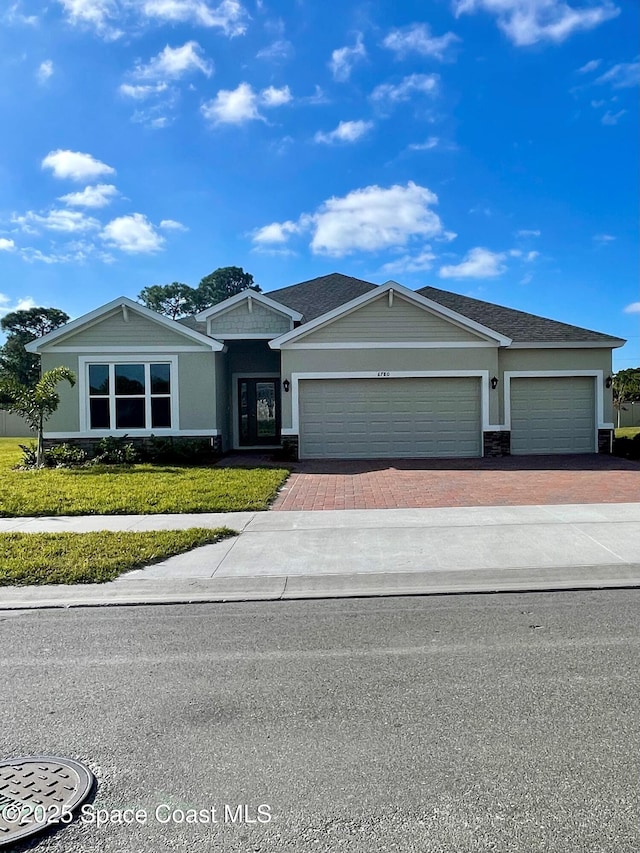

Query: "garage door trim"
left=282, top=371, right=501, bottom=441
left=504, top=370, right=612, bottom=454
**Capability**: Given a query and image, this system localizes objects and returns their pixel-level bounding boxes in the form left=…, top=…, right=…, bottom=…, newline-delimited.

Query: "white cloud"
left=383, top=23, right=459, bottom=59
left=594, top=233, right=616, bottom=243
left=56, top=0, right=124, bottom=38
left=329, top=33, right=366, bottom=82
left=516, top=228, right=541, bottom=237
left=57, top=0, right=248, bottom=37
left=132, top=41, right=213, bottom=80
left=102, top=213, right=164, bottom=253
left=453, top=0, right=620, bottom=46
left=577, top=58, right=601, bottom=73
left=525, top=250, right=539, bottom=261
left=257, top=39, right=293, bottom=61
left=0, top=293, right=36, bottom=313
left=58, top=183, right=119, bottom=208
left=314, top=120, right=373, bottom=145
left=42, top=149, right=115, bottom=182
left=12, top=209, right=101, bottom=233
left=201, top=82, right=261, bottom=124
left=439, top=247, right=507, bottom=279
left=253, top=182, right=448, bottom=257
left=142, top=0, right=248, bottom=35
left=36, top=60, right=54, bottom=83
left=201, top=82, right=290, bottom=124
left=261, top=85, right=292, bottom=107
left=601, top=109, right=626, bottom=125
left=381, top=249, right=437, bottom=275
left=0, top=238, right=16, bottom=252
left=409, top=137, right=440, bottom=151
left=624, top=302, right=640, bottom=314
left=371, top=73, right=439, bottom=104
left=5, top=3, right=39, bottom=25
left=596, top=60, right=639, bottom=89
left=119, top=82, right=169, bottom=99
left=159, top=219, right=187, bottom=230
left=252, top=219, right=302, bottom=245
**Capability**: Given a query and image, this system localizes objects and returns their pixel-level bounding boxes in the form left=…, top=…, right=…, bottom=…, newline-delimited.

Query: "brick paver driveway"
left=270, top=455, right=640, bottom=511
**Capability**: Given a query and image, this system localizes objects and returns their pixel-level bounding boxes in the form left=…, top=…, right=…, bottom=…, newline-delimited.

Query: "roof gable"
left=195, top=289, right=302, bottom=322
left=26, top=297, right=223, bottom=353
left=271, top=281, right=511, bottom=349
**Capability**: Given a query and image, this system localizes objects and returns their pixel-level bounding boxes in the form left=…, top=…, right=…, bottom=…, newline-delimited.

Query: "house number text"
left=377, top=371, right=391, bottom=377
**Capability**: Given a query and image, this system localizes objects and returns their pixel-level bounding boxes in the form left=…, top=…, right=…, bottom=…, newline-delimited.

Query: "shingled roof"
left=267, top=273, right=377, bottom=321
left=417, top=285, right=623, bottom=344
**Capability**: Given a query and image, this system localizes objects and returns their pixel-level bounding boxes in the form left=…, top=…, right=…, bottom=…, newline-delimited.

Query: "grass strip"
left=0, top=528, right=236, bottom=586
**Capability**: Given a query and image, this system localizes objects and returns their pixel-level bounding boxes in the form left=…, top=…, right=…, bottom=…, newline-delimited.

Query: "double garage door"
left=299, top=377, right=481, bottom=459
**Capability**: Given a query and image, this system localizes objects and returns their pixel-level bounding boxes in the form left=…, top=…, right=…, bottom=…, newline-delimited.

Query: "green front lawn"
left=0, top=439, right=289, bottom=517
left=0, top=528, right=236, bottom=585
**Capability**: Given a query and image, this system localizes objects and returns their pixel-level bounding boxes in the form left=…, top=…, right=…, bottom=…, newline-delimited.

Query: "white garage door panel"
left=299, top=378, right=481, bottom=459
left=510, top=377, right=595, bottom=455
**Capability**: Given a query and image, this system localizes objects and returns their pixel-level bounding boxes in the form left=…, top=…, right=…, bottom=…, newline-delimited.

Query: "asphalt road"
left=1, top=591, right=639, bottom=852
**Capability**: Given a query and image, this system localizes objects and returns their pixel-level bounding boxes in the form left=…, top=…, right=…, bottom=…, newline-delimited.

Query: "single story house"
left=26, top=273, right=625, bottom=459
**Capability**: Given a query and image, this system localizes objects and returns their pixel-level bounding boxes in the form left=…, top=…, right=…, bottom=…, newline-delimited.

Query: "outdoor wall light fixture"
left=282, top=379, right=290, bottom=393
left=490, top=376, right=499, bottom=390
left=605, top=375, right=613, bottom=388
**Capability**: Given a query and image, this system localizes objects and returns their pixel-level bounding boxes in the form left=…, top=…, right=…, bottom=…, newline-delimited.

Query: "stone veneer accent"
left=43, top=435, right=222, bottom=456
left=597, top=428, right=613, bottom=454
left=281, top=435, right=299, bottom=461
left=483, top=430, right=511, bottom=457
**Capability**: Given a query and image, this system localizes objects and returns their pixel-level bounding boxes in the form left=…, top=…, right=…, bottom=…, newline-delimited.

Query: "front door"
left=238, top=378, right=281, bottom=446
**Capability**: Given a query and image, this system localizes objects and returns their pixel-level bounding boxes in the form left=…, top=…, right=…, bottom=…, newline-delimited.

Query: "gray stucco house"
left=26, top=273, right=625, bottom=459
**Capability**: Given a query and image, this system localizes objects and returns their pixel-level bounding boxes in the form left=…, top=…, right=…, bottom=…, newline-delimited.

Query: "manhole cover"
left=0, top=756, right=94, bottom=848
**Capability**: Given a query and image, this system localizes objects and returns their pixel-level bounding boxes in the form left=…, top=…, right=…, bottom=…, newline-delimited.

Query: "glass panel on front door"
left=238, top=378, right=280, bottom=446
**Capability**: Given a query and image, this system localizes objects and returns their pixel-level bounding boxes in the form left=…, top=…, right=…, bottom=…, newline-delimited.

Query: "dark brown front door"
left=238, top=378, right=280, bottom=446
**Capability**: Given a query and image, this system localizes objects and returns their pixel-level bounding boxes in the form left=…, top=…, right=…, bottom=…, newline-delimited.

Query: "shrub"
left=17, top=442, right=87, bottom=469
left=91, top=436, right=139, bottom=465
left=139, top=435, right=215, bottom=464
left=612, top=434, right=640, bottom=460
left=46, top=443, right=87, bottom=467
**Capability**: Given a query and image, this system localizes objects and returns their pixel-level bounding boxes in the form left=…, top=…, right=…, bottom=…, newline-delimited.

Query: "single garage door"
left=299, top=377, right=481, bottom=459
left=510, top=376, right=596, bottom=454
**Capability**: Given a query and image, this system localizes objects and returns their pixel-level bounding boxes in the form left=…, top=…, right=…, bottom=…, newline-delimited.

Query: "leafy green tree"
left=137, top=283, right=197, bottom=319
left=0, top=307, right=70, bottom=387
left=193, top=266, right=260, bottom=311
left=0, top=367, right=76, bottom=467
left=613, top=368, right=640, bottom=428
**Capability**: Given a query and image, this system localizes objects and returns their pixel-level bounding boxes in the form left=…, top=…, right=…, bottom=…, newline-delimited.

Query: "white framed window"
left=80, top=356, right=178, bottom=433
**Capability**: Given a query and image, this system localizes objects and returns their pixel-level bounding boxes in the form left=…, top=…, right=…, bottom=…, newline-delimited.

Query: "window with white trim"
left=88, top=363, right=172, bottom=430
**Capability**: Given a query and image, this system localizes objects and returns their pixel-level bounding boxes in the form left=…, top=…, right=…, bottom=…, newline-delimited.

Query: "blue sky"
left=0, top=0, right=637, bottom=368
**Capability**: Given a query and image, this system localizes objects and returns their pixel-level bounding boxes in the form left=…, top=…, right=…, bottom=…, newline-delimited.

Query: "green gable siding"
left=55, top=310, right=205, bottom=349
left=297, top=295, right=487, bottom=344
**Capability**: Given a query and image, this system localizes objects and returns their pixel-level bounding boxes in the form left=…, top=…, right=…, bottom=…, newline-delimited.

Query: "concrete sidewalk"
left=1, top=503, right=640, bottom=609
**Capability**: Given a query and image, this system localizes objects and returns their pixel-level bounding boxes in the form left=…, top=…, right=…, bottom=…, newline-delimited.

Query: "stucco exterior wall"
left=41, top=353, right=80, bottom=433
left=177, top=352, right=217, bottom=430
left=499, top=347, right=614, bottom=423
left=280, top=346, right=500, bottom=430
left=40, top=351, right=218, bottom=435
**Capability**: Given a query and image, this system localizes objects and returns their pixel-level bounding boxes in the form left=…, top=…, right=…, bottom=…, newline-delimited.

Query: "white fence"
left=0, top=410, right=34, bottom=437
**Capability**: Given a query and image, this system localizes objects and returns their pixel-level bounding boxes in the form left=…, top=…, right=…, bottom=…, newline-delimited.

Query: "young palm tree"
left=0, top=367, right=75, bottom=467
